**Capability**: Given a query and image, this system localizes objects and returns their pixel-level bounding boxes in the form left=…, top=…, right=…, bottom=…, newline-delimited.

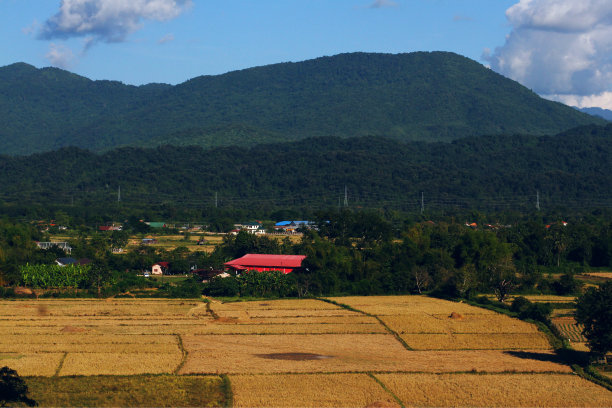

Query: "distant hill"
left=579, top=107, right=612, bottom=121
left=1, top=124, right=611, bottom=212
left=0, top=52, right=605, bottom=155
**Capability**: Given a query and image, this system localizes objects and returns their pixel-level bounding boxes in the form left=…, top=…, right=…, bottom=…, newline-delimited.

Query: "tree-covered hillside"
left=0, top=124, right=611, bottom=212
left=0, top=52, right=604, bottom=155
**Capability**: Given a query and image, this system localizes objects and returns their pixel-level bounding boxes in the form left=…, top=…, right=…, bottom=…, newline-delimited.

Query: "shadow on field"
left=505, top=349, right=590, bottom=366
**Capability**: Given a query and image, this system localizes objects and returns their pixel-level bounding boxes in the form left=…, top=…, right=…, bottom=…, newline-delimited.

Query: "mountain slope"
left=0, top=53, right=605, bottom=155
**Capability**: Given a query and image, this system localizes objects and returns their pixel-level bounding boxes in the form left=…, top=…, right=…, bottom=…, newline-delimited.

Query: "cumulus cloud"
left=369, top=0, right=398, bottom=9
left=38, top=0, right=192, bottom=45
left=45, top=43, right=75, bottom=69
left=486, top=0, right=612, bottom=109
left=549, top=91, right=612, bottom=111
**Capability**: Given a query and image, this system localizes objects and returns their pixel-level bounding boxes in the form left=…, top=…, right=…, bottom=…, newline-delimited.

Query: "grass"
left=26, top=375, right=226, bottom=407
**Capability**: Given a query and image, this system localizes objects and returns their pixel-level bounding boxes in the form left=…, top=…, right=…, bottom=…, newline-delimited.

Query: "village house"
left=151, top=262, right=169, bottom=275
left=234, top=222, right=264, bottom=234
left=224, top=254, right=307, bottom=274
left=36, top=241, right=72, bottom=254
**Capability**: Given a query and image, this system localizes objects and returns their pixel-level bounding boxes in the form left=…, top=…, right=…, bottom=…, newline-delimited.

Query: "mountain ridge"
left=0, top=52, right=605, bottom=155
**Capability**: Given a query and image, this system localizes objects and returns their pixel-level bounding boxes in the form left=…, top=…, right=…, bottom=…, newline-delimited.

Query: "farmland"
left=0, top=296, right=610, bottom=407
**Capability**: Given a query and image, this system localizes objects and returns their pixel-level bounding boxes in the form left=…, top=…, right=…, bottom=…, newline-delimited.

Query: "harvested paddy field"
left=231, top=374, right=396, bottom=408
left=329, top=295, right=552, bottom=351
left=0, top=296, right=609, bottom=407
left=376, top=373, right=612, bottom=407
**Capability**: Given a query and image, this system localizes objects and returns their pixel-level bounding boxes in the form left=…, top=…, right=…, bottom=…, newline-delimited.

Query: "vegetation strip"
left=317, top=298, right=413, bottom=350
left=173, top=334, right=188, bottom=374
left=205, top=299, right=220, bottom=320
left=368, top=373, right=405, bottom=408
left=220, top=374, right=233, bottom=408
left=54, top=352, right=67, bottom=377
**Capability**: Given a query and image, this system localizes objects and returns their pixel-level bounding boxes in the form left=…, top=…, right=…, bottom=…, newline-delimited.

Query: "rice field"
left=376, top=373, right=612, bottom=407
left=327, top=295, right=500, bottom=315
left=553, top=317, right=588, bottom=342
left=231, top=374, right=395, bottom=408
left=0, top=296, right=608, bottom=407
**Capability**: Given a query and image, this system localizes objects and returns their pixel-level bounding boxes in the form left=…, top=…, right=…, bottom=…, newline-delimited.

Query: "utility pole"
left=343, top=185, right=348, bottom=207
left=215, top=191, right=218, bottom=208
left=421, top=192, right=424, bottom=214
left=118, top=186, right=121, bottom=202
left=536, top=190, right=540, bottom=211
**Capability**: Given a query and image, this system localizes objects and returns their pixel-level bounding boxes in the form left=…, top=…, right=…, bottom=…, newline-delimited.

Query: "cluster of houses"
left=230, top=220, right=316, bottom=235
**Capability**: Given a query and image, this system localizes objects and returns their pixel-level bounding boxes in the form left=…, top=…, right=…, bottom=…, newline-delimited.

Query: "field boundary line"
left=205, top=300, right=220, bottom=320
left=316, top=298, right=413, bottom=350
left=174, top=334, right=188, bottom=374
left=368, top=373, right=405, bottom=408
left=54, top=352, right=67, bottom=377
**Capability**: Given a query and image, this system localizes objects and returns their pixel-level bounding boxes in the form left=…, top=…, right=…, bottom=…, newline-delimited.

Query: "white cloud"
left=369, top=0, right=398, bottom=9
left=45, top=43, right=75, bottom=69
left=545, top=91, right=612, bottom=110
left=486, top=0, right=612, bottom=109
left=39, top=0, right=192, bottom=45
left=158, top=33, right=175, bottom=45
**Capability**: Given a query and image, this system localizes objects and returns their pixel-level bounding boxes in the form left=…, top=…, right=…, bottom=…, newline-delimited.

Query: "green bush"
left=510, top=296, right=531, bottom=314
left=520, top=302, right=552, bottom=323
left=204, top=276, right=240, bottom=297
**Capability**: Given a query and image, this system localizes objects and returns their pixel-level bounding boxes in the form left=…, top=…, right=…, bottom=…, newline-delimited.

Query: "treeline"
left=1, top=210, right=611, bottom=298
left=205, top=210, right=611, bottom=297
left=1, top=124, right=612, bottom=217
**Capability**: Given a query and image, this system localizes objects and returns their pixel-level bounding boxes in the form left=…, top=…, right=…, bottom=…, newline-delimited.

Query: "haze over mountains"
left=0, top=52, right=605, bottom=155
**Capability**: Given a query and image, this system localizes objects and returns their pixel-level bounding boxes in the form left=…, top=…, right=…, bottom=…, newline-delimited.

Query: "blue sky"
left=2, top=0, right=612, bottom=109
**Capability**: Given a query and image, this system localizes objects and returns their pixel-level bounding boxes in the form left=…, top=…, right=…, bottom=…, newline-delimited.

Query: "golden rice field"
left=376, top=373, right=612, bottom=407
left=0, top=296, right=609, bottom=407
left=553, top=317, right=588, bottom=342
left=231, top=374, right=395, bottom=408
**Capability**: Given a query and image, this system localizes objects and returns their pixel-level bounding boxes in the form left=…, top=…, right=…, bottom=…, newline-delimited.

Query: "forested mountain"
left=0, top=52, right=604, bottom=155
left=0, top=124, right=611, bottom=212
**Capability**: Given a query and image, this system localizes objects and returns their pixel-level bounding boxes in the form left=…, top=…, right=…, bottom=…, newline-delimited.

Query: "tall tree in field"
left=575, top=281, right=612, bottom=356
left=576, top=281, right=612, bottom=355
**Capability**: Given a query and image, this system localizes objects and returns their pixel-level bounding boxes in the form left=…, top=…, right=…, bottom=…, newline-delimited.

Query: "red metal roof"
left=224, top=254, right=306, bottom=269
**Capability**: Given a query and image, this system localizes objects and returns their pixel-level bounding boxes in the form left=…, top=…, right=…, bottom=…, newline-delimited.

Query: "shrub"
left=204, top=276, right=240, bottom=297
left=0, top=366, right=36, bottom=407
left=510, top=296, right=531, bottom=314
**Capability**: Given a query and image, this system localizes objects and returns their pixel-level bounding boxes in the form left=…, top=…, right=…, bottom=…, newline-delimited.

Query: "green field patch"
left=26, top=374, right=226, bottom=407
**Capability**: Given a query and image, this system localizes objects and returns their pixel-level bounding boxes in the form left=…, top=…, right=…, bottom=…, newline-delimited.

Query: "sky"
left=1, top=0, right=611, bottom=110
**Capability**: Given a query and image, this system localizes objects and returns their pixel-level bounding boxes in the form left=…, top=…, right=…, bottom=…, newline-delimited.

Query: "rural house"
left=151, top=262, right=169, bottom=275
left=224, top=254, right=307, bottom=274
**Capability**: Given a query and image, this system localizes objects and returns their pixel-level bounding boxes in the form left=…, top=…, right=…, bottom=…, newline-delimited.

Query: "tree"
left=575, top=281, right=612, bottom=356
left=0, top=366, right=37, bottom=407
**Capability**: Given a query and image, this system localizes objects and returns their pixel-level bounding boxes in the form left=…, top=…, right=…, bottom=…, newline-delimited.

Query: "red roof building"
left=224, top=254, right=307, bottom=274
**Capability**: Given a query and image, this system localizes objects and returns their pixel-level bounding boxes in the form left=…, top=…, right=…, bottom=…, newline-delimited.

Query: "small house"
left=151, top=262, right=169, bottom=275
